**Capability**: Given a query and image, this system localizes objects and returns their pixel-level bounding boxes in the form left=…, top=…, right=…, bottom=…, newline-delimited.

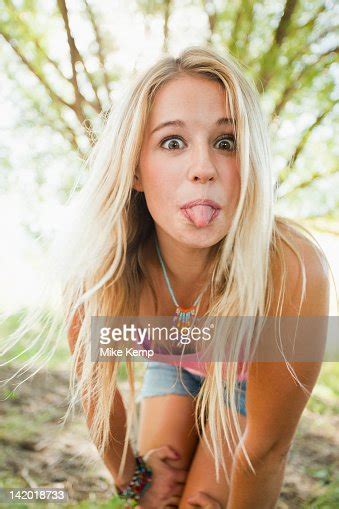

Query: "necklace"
left=154, top=235, right=204, bottom=330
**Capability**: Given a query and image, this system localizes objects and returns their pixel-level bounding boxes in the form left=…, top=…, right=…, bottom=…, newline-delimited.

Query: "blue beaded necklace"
left=154, top=235, right=203, bottom=330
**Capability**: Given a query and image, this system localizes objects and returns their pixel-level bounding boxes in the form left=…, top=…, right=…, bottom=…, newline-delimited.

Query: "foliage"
left=0, top=0, right=337, bottom=215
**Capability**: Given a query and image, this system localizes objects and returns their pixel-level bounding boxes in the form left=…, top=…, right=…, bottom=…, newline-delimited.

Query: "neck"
left=149, top=227, right=218, bottom=306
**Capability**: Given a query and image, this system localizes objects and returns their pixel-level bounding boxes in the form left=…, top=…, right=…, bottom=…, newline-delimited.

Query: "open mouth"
left=181, top=205, right=220, bottom=228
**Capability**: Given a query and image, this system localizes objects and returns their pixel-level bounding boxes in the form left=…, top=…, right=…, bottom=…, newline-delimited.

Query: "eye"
left=215, top=135, right=236, bottom=151
left=160, top=136, right=185, bottom=150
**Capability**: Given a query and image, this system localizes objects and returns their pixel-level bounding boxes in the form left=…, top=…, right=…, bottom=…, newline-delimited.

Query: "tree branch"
left=34, top=39, right=72, bottom=84
left=162, top=0, right=172, bottom=53
left=274, top=0, right=299, bottom=46
left=260, top=0, right=299, bottom=88
left=228, top=3, right=243, bottom=55
left=273, top=47, right=338, bottom=118
left=283, top=24, right=339, bottom=74
left=4, top=0, right=100, bottom=114
left=56, top=0, right=86, bottom=122
left=57, top=0, right=101, bottom=117
left=3, top=0, right=73, bottom=86
left=263, top=3, right=334, bottom=97
left=3, top=52, right=85, bottom=156
left=202, top=0, right=218, bottom=43
left=277, top=102, right=337, bottom=184
left=288, top=103, right=335, bottom=167
left=298, top=2, right=326, bottom=32
left=83, top=0, right=110, bottom=103
left=49, top=117, right=85, bottom=156
left=278, top=167, right=338, bottom=200
left=242, top=0, right=254, bottom=59
left=0, top=30, right=74, bottom=111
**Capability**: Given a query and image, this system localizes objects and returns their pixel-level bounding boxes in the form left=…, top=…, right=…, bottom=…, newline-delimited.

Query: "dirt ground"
left=0, top=366, right=338, bottom=508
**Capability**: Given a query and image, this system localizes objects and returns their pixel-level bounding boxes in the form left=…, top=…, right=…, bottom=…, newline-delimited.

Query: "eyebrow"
left=150, top=117, right=235, bottom=136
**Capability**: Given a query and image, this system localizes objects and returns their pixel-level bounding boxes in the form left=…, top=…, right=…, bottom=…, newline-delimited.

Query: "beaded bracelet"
left=114, top=455, right=153, bottom=505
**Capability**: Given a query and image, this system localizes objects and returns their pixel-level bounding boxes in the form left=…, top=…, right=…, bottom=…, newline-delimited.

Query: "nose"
left=187, top=143, right=217, bottom=183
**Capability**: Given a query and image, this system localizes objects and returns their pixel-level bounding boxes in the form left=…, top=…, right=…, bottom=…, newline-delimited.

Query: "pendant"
left=173, top=306, right=197, bottom=330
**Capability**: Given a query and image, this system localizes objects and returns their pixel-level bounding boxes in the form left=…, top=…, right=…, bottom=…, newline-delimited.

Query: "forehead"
left=147, top=74, right=230, bottom=128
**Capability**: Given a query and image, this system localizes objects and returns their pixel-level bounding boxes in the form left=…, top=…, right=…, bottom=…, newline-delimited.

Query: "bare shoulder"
left=269, top=220, right=330, bottom=316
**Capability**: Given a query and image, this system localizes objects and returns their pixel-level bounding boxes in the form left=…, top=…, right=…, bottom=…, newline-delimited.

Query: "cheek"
left=140, top=151, right=179, bottom=198
left=139, top=166, right=179, bottom=221
left=220, top=163, right=241, bottom=200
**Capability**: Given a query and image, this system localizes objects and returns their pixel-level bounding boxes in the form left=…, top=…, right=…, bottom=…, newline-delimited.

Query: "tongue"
left=185, top=205, right=215, bottom=228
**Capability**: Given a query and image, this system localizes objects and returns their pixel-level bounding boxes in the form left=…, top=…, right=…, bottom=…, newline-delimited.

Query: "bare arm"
left=67, top=309, right=136, bottom=488
left=67, top=308, right=188, bottom=507
left=227, top=237, right=330, bottom=509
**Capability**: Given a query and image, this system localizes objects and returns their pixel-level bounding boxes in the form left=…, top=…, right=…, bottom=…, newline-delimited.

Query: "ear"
left=132, top=167, right=143, bottom=192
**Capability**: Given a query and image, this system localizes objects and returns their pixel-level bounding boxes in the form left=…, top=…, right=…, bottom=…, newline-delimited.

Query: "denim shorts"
left=138, top=361, right=247, bottom=416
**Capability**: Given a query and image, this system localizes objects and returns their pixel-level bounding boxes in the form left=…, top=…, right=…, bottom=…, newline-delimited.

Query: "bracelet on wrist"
left=114, top=454, right=153, bottom=504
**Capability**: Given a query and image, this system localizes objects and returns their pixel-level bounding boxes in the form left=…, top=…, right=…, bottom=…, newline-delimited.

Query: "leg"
left=179, top=412, right=247, bottom=508
left=138, top=394, right=199, bottom=471
left=137, top=363, right=203, bottom=471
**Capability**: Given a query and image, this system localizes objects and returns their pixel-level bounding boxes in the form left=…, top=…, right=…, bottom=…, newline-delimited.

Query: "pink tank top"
left=141, top=335, right=248, bottom=382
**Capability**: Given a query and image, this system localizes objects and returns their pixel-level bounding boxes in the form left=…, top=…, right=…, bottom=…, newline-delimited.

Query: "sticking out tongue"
left=184, top=205, right=216, bottom=228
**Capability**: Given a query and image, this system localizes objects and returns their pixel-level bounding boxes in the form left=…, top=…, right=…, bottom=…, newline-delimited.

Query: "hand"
left=135, top=444, right=188, bottom=508
left=187, top=491, right=223, bottom=508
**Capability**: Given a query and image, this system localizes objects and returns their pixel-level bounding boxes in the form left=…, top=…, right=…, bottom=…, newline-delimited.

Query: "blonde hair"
left=0, top=45, right=333, bottom=484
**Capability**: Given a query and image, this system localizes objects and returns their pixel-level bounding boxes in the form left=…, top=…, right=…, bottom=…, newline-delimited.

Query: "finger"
left=142, top=447, right=156, bottom=462
left=143, top=445, right=178, bottom=463
left=156, top=444, right=181, bottom=461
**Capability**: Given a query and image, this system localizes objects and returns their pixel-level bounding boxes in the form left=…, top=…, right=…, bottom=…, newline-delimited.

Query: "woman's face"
left=134, top=74, right=240, bottom=249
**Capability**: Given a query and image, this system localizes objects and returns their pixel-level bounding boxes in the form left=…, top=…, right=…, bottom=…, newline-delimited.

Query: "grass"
left=307, top=362, right=339, bottom=415
left=302, top=482, right=339, bottom=508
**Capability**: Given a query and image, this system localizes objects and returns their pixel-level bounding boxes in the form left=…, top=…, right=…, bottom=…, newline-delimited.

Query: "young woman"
left=8, top=46, right=330, bottom=508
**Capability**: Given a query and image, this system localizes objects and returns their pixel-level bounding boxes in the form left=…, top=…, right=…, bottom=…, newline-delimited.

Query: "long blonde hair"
left=1, top=45, right=333, bottom=484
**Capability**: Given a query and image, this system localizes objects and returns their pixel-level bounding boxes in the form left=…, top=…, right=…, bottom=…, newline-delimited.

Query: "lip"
left=181, top=199, right=221, bottom=210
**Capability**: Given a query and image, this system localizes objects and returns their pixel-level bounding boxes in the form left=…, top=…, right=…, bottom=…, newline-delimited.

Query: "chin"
left=175, top=228, right=225, bottom=250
